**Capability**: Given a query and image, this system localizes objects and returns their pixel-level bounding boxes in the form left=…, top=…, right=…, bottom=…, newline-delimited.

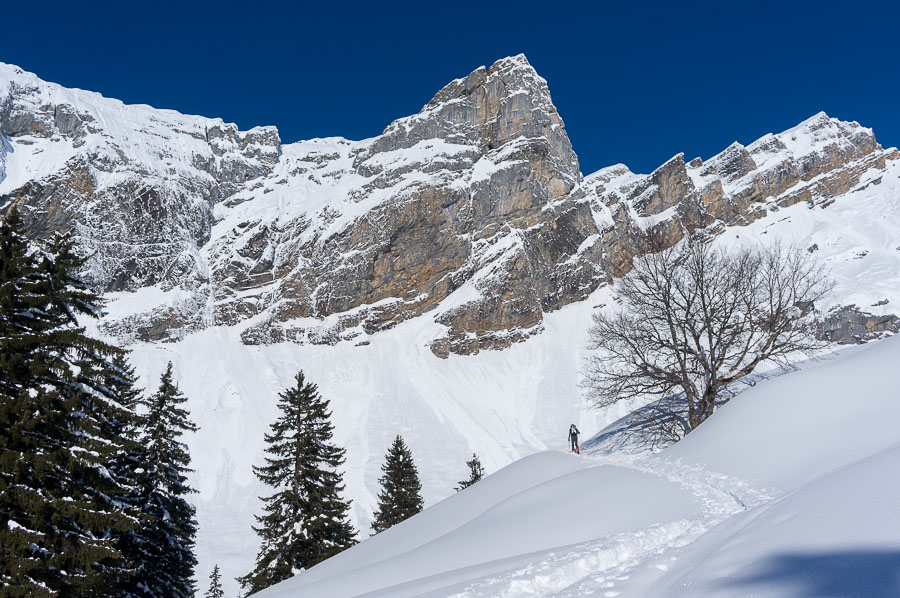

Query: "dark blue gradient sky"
left=3, top=0, right=898, bottom=174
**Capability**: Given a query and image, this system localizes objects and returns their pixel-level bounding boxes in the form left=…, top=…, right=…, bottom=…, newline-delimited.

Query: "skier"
left=568, top=424, right=580, bottom=454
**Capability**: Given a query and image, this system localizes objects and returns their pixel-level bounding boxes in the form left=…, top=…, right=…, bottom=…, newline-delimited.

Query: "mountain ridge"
left=1, top=57, right=898, bottom=356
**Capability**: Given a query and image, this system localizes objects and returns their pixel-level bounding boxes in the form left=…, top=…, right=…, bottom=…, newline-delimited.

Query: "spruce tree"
left=105, top=354, right=154, bottom=598
left=371, top=435, right=424, bottom=534
left=239, top=371, right=356, bottom=595
left=0, top=208, right=45, bottom=395
left=0, top=218, right=137, bottom=596
left=455, top=453, right=484, bottom=491
left=120, top=362, right=199, bottom=598
left=204, top=564, right=224, bottom=598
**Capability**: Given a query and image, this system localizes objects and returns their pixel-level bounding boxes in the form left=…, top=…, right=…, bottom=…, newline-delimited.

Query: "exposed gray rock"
left=0, top=60, right=897, bottom=356
left=818, top=306, right=899, bottom=344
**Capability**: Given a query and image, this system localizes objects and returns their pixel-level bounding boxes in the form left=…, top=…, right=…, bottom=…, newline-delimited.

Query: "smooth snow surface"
left=251, top=335, right=900, bottom=598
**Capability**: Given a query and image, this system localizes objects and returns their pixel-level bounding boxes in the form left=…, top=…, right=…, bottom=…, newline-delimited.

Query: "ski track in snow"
left=446, top=453, right=772, bottom=597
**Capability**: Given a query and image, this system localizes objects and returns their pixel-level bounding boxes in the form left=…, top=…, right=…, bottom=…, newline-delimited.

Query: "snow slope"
left=94, top=154, right=900, bottom=596
left=249, top=333, right=900, bottom=597
left=111, top=288, right=618, bottom=596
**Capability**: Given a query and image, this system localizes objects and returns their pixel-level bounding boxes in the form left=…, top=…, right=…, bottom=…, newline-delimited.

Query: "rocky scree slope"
left=1, top=56, right=897, bottom=355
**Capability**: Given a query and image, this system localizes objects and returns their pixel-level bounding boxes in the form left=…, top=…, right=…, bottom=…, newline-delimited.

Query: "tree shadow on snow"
left=581, top=394, right=687, bottom=455
left=718, top=550, right=900, bottom=597
left=582, top=369, right=782, bottom=456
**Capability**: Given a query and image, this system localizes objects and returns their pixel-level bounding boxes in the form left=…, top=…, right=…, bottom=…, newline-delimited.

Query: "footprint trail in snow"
left=447, top=452, right=772, bottom=597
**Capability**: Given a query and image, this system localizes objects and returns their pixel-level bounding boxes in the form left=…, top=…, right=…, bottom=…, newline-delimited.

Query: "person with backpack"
left=568, top=424, right=580, bottom=454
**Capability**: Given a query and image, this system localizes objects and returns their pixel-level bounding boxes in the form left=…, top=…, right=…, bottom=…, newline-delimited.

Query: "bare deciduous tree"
left=584, top=240, right=833, bottom=438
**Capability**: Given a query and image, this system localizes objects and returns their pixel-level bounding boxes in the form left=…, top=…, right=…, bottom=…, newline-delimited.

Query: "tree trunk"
left=690, top=389, right=717, bottom=430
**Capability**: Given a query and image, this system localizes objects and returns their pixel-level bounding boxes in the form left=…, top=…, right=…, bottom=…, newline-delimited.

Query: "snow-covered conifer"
left=0, top=216, right=136, bottom=596
left=371, top=435, right=424, bottom=534
left=204, top=564, right=225, bottom=598
left=239, top=371, right=356, bottom=595
left=121, top=362, right=199, bottom=598
left=455, top=453, right=485, bottom=491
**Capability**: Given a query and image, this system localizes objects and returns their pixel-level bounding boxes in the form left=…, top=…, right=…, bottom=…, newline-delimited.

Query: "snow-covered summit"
left=0, top=60, right=283, bottom=299
left=0, top=61, right=281, bottom=187
left=4, top=59, right=896, bottom=356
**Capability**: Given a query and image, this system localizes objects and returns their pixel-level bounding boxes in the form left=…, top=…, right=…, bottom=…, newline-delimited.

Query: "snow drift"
left=253, top=335, right=900, bottom=597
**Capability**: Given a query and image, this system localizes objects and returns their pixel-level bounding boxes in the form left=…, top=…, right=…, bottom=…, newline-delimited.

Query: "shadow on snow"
left=717, top=549, right=900, bottom=597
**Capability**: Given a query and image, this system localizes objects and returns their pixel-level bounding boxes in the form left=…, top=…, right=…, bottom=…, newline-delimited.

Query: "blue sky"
left=3, top=1, right=897, bottom=174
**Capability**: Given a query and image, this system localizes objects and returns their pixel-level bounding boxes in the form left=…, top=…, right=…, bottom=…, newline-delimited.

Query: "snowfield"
left=250, top=335, right=900, bottom=598
left=90, top=153, right=900, bottom=596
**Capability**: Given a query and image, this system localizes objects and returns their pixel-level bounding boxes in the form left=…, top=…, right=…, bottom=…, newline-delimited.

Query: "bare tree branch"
left=583, top=239, right=834, bottom=437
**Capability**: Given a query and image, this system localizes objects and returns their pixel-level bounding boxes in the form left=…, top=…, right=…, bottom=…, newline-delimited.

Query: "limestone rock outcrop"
left=819, top=306, right=900, bottom=344
left=1, top=59, right=897, bottom=354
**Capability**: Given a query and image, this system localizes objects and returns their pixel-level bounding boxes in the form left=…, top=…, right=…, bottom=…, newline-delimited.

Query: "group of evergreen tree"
left=1, top=207, right=487, bottom=598
left=0, top=208, right=198, bottom=597
left=240, top=365, right=489, bottom=595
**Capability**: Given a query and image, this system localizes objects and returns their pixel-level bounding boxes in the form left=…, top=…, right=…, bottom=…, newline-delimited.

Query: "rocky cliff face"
left=206, top=55, right=599, bottom=356
left=1, top=58, right=897, bottom=355
left=819, top=305, right=899, bottom=344
left=584, top=113, right=899, bottom=276
left=0, top=65, right=284, bottom=304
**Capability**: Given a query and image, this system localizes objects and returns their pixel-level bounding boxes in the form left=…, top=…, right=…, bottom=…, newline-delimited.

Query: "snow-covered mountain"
left=2, top=56, right=900, bottom=595
left=3, top=56, right=896, bottom=355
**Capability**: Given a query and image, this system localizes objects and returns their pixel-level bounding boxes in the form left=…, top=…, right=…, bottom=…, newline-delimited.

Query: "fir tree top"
left=371, top=435, right=423, bottom=534
left=455, top=453, right=484, bottom=491
left=145, top=361, right=198, bottom=483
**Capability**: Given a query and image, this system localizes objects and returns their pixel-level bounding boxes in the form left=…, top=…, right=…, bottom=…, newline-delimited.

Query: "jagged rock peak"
left=3, top=60, right=897, bottom=357
left=366, top=54, right=579, bottom=184
left=584, top=111, right=897, bottom=282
